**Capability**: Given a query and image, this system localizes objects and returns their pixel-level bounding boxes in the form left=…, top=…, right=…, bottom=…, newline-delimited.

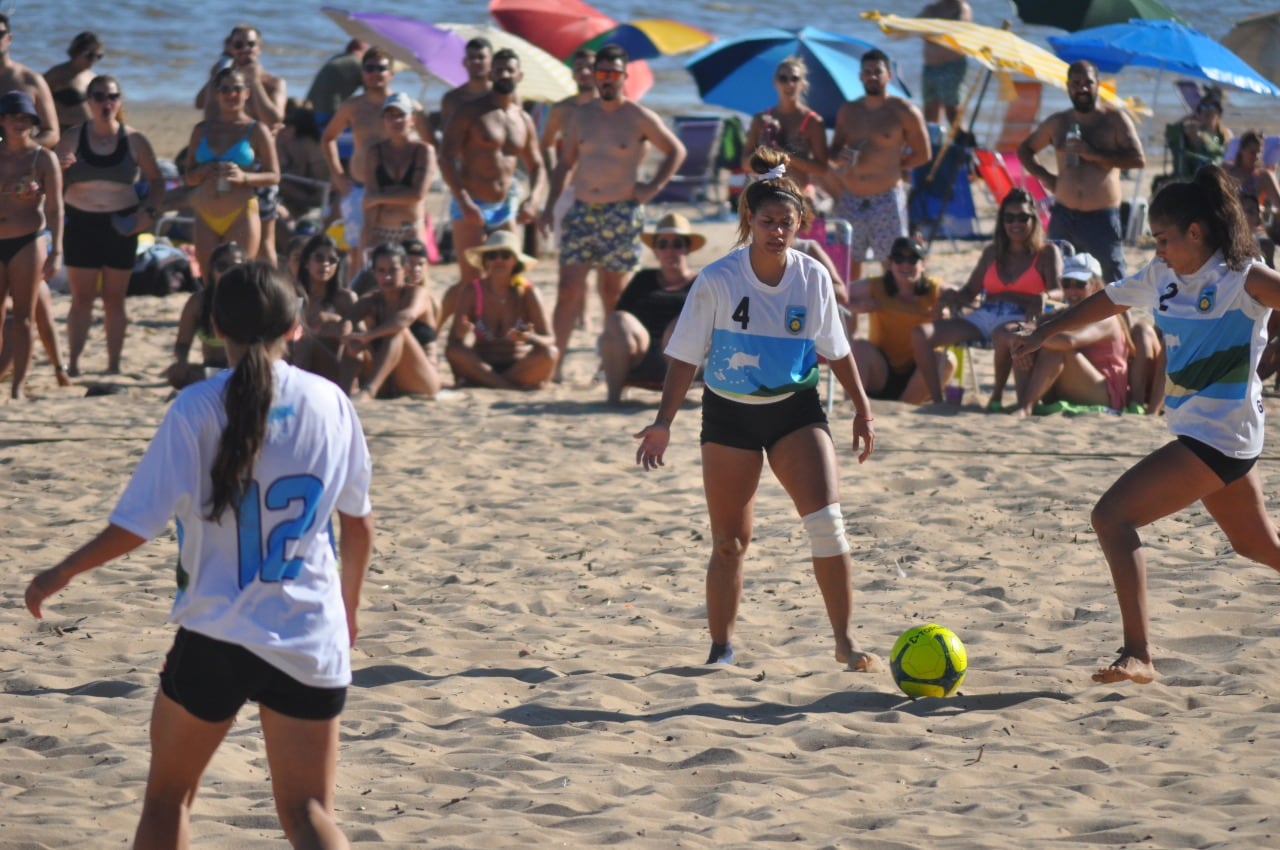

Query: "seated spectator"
left=848, top=236, right=954, bottom=404
left=1177, top=90, right=1231, bottom=178
left=446, top=231, right=557, bottom=390
left=291, top=233, right=356, bottom=383
left=598, top=213, right=703, bottom=404
left=338, top=242, right=441, bottom=400
left=1225, top=130, right=1280, bottom=216
left=910, top=188, right=1061, bottom=406
left=164, top=242, right=245, bottom=389
left=401, top=239, right=440, bottom=346
left=276, top=102, right=331, bottom=229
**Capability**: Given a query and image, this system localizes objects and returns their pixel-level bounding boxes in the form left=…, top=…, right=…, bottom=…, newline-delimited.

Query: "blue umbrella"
left=1048, top=20, right=1280, bottom=97
left=684, top=26, right=910, bottom=124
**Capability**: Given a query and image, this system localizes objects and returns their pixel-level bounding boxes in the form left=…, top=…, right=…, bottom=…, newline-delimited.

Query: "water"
left=8, top=0, right=1276, bottom=133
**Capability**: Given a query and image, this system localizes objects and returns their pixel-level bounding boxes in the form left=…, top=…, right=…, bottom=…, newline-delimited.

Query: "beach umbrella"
left=580, top=19, right=716, bottom=62
left=683, top=27, right=910, bottom=125
left=1009, top=0, right=1185, bottom=33
left=863, top=11, right=1140, bottom=113
left=1048, top=20, right=1280, bottom=98
left=320, top=7, right=466, bottom=88
left=436, top=23, right=577, bottom=103
left=488, top=0, right=653, bottom=100
left=1220, top=11, right=1280, bottom=89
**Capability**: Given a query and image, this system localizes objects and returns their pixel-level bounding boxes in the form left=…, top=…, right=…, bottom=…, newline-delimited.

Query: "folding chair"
left=973, top=148, right=1015, bottom=208
left=650, top=115, right=724, bottom=217
left=808, top=218, right=854, bottom=413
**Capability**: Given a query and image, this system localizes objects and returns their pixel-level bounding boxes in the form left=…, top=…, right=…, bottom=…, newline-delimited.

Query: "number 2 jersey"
left=1106, top=252, right=1268, bottom=459
left=665, top=246, right=850, bottom=404
left=109, top=361, right=373, bottom=688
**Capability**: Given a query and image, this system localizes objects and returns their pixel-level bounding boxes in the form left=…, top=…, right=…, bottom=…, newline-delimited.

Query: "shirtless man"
left=438, top=48, right=545, bottom=329
left=539, top=48, right=597, bottom=240
left=1018, top=60, right=1145, bottom=284
left=438, top=38, right=492, bottom=137
left=829, top=49, right=931, bottom=285
left=322, top=47, right=431, bottom=265
left=918, top=0, right=972, bottom=126
left=540, top=45, right=685, bottom=380
left=0, top=14, right=59, bottom=148
left=195, top=25, right=287, bottom=265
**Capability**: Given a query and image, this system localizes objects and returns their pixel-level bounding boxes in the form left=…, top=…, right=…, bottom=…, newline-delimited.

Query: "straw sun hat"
left=463, top=230, right=538, bottom=273
left=639, top=212, right=707, bottom=253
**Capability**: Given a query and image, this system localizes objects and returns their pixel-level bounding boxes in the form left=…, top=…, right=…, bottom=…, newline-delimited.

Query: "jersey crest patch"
left=786, top=306, right=805, bottom=335
left=1197, top=286, right=1216, bottom=313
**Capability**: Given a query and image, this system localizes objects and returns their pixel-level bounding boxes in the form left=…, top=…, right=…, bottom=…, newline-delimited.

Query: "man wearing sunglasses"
left=541, top=44, right=685, bottom=382
left=0, top=13, right=60, bottom=148
left=1017, top=59, right=1145, bottom=285
left=322, top=46, right=432, bottom=260
left=829, top=49, right=931, bottom=286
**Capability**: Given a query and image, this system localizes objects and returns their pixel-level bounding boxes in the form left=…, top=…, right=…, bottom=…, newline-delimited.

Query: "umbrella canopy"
left=1048, top=20, right=1280, bottom=97
left=1009, top=0, right=1184, bottom=33
left=581, top=19, right=715, bottom=62
left=488, top=0, right=653, bottom=100
left=436, top=23, right=577, bottom=103
left=863, top=11, right=1141, bottom=114
left=321, top=7, right=465, bottom=88
left=684, top=26, right=910, bottom=125
left=1220, top=11, right=1280, bottom=89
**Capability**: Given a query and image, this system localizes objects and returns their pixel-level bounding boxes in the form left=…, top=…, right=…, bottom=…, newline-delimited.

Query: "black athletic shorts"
left=1177, top=435, right=1258, bottom=486
left=159, top=627, right=346, bottom=723
left=700, top=386, right=829, bottom=452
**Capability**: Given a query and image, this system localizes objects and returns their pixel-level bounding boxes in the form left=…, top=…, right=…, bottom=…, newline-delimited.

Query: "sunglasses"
left=90, top=91, right=122, bottom=103
left=1060, top=278, right=1090, bottom=290
left=653, top=238, right=687, bottom=250
left=1003, top=213, right=1035, bottom=224
left=890, top=253, right=923, bottom=264
left=776, top=74, right=802, bottom=83
left=363, top=63, right=390, bottom=73
left=218, top=84, right=247, bottom=94
left=484, top=250, right=515, bottom=261
left=232, top=40, right=258, bottom=49
left=594, top=69, right=624, bottom=81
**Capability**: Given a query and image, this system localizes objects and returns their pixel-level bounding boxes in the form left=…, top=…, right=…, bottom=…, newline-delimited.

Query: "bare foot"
left=840, top=650, right=885, bottom=673
left=54, top=366, right=72, bottom=388
left=1092, top=650, right=1155, bottom=684
left=351, top=388, right=374, bottom=403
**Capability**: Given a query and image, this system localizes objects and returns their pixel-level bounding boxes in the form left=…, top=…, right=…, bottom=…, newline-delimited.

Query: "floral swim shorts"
left=560, top=198, right=643, bottom=273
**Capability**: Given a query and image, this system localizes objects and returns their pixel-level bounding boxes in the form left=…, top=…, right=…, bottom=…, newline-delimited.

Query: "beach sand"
left=5, top=104, right=1280, bottom=849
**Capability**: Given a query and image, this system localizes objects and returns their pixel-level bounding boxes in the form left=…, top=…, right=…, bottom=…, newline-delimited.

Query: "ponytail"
left=206, top=262, right=298, bottom=521
left=736, top=146, right=809, bottom=246
left=1149, top=165, right=1255, bottom=271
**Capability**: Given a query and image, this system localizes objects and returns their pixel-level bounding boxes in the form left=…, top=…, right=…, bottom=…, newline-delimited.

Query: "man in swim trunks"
left=438, top=48, right=545, bottom=331
left=1017, top=60, right=1145, bottom=285
left=539, top=45, right=685, bottom=381
left=0, top=14, right=59, bottom=148
left=917, top=0, right=971, bottom=126
left=539, top=49, right=597, bottom=247
left=829, top=49, right=931, bottom=287
left=322, top=47, right=431, bottom=265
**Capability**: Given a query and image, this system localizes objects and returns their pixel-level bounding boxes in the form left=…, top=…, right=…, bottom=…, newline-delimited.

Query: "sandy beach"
left=6, top=99, right=1280, bottom=849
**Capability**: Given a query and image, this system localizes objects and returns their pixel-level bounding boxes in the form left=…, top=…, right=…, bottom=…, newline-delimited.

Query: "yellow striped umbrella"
left=862, top=11, right=1144, bottom=116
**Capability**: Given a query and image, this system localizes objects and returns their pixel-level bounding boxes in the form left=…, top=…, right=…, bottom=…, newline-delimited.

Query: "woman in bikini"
left=445, top=230, right=557, bottom=390
left=55, top=75, right=165, bottom=376
left=183, top=66, right=279, bottom=275
left=0, top=91, right=62, bottom=400
left=910, top=188, right=1061, bottom=407
left=338, top=242, right=441, bottom=400
left=291, top=233, right=356, bottom=384
left=360, top=92, right=434, bottom=265
left=43, top=32, right=102, bottom=132
left=742, top=57, right=828, bottom=192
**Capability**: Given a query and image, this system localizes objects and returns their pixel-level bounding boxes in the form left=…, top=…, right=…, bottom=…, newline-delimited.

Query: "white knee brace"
left=802, top=503, right=850, bottom=559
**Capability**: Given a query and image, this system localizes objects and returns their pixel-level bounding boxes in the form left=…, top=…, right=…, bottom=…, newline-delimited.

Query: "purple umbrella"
left=321, top=7, right=467, bottom=88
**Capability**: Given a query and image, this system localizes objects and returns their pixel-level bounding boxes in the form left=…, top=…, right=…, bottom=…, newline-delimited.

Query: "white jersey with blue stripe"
left=665, top=246, right=850, bottom=404
left=109, top=361, right=373, bottom=687
left=1106, top=253, right=1268, bottom=458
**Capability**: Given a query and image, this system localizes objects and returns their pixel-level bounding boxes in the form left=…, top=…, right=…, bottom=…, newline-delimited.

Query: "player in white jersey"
left=25, top=262, right=374, bottom=849
left=1013, top=166, right=1280, bottom=686
left=635, top=148, right=883, bottom=673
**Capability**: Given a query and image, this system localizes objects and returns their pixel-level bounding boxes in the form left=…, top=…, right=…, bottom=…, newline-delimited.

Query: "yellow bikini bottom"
left=197, top=196, right=259, bottom=238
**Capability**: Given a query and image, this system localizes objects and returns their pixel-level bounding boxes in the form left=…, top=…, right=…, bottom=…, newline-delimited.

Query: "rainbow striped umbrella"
left=581, top=19, right=715, bottom=61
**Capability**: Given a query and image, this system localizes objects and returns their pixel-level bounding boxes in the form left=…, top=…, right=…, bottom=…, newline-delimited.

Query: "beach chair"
left=992, top=81, right=1042, bottom=153
left=799, top=218, right=854, bottom=413
left=998, top=151, right=1053, bottom=229
left=650, top=115, right=724, bottom=217
left=910, top=125, right=980, bottom=245
left=973, top=148, right=1015, bottom=211
left=1175, top=79, right=1203, bottom=113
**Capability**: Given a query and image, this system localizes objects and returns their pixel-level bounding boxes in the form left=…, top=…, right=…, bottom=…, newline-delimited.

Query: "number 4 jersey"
left=110, top=361, right=373, bottom=688
left=665, top=247, right=850, bottom=404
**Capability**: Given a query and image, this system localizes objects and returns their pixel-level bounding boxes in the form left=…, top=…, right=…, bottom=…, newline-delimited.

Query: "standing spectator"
left=0, top=13, right=59, bottom=147
left=439, top=38, right=493, bottom=134
left=43, top=31, right=102, bottom=132
left=304, top=38, right=365, bottom=129
left=742, top=57, right=828, bottom=192
left=917, top=0, right=972, bottom=126
left=361, top=92, right=435, bottom=262
left=1017, top=60, right=1145, bottom=284
left=55, top=75, right=165, bottom=376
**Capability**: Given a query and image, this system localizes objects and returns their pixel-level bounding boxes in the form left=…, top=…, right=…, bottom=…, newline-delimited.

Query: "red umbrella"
left=488, top=0, right=653, bottom=100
